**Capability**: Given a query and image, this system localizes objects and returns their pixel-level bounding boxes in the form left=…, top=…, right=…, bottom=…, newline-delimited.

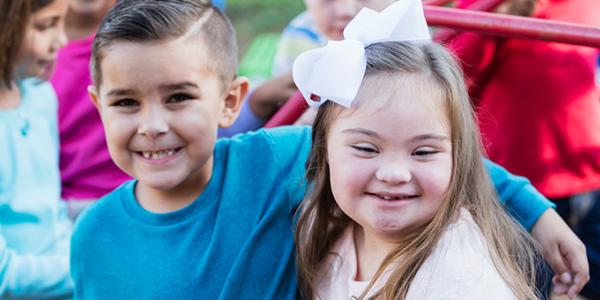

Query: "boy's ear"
left=219, top=76, right=249, bottom=128
left=88, top=85, right=102, bottom=112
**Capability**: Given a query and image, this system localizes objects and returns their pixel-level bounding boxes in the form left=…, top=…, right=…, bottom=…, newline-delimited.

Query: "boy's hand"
left=531, top=208, right=589, bottom=299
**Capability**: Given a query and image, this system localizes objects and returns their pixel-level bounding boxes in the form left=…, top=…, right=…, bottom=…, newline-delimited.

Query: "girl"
left=0, top=0, right=72, bottom=298
left=294, top=1, right=542, bottom=298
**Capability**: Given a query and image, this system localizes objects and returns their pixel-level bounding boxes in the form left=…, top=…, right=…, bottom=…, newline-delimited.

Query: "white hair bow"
left=292, top=0, right=431, bottom=108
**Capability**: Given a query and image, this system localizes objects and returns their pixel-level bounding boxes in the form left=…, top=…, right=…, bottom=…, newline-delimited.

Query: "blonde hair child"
left=294, top=1, right=541, bottom=298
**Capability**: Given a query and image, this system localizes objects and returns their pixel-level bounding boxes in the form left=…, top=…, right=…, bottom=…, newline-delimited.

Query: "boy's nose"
left=138, top=107, right=169, bottom=137
left=375, top=161, right=412, bottom=184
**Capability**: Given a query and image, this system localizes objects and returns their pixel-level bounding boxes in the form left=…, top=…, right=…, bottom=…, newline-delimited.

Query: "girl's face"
left=326, top=74, right=453, bottom=244
left=17, top=0, right=69, bottom=80
left=304, top=0, right=395, bottom=41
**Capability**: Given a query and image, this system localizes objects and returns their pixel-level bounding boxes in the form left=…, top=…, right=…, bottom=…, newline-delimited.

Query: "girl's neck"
left=65, top=11, right=103, bottom=41
left=0, top=83, right=21, bottom=110
left=353, top=225, right=400, bottom=281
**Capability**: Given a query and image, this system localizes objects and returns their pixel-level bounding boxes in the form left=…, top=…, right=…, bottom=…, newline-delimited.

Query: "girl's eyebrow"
left=342, top=128, right=380, bottom=138
left=409, top=134, right=450, bottom=142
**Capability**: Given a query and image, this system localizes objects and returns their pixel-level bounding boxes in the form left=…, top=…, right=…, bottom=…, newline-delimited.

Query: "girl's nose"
left=375, top=162, right=412, bottom=184
left=52, top=23, right=68, bottom=52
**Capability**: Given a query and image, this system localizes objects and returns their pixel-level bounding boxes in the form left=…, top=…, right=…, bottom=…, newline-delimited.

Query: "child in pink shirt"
left=51, top=0, right=127, bottom=219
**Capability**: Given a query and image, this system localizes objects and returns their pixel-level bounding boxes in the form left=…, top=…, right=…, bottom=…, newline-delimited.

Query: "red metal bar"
left=422, top=0, right=454, bottom=6
left=432, top=0, right=513, bottom=43
left=264, top=91, right=308, bottom=128
left=426, top=6, right=600, bottom=48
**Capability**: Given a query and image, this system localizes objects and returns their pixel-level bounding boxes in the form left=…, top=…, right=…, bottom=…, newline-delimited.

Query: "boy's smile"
left=89, top=36, right=245, bottom=212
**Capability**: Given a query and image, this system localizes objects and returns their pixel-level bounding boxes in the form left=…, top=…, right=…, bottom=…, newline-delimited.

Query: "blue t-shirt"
left=71, top=126, right=552, bottom=299
left=71, top=127, right=310, bottom=299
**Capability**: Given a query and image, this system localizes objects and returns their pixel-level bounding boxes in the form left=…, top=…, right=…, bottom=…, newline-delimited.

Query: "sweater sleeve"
left=485, top=159, right=554, bottom=230
left=0, top=231, right=73, bottom=299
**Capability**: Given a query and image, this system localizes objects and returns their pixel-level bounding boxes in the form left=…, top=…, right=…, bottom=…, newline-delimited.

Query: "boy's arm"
left=486, top=159, right=589, bottom=296
left=0, top=233, right=73, bottom=298
left=485, top=158, right=553, bottom=230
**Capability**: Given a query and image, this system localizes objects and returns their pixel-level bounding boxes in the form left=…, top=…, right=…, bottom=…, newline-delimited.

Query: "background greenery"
left=227, top=0, right=305, bottom=57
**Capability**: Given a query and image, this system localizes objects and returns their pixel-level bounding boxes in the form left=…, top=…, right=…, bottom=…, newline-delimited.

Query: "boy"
left=71, top=0, right=587, bottom=298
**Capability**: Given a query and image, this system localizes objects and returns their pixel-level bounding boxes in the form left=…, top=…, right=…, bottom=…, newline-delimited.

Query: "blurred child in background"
left=0, top=0, right=73, bottom=298
left=220, top=0, right=396, bottom=136
left=51, top=0, right=125, bottom=220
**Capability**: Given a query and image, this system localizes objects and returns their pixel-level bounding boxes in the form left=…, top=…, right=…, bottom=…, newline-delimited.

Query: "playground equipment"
left=264, top=0, right=600, bottom=128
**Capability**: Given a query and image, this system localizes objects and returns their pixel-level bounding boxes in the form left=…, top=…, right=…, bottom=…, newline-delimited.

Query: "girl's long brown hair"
left=0, top=0, right=55, bottom=89
left=295, top=41, right=542, bottom=300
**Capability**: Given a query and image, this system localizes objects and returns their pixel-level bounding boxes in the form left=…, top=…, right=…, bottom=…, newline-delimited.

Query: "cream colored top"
left=315, top=209, right=516, bottom=300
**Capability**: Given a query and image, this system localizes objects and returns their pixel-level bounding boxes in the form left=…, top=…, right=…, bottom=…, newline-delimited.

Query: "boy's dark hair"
left=0, top=0, right=54, bottom=89
left=91, top=0, right=237, bottom=90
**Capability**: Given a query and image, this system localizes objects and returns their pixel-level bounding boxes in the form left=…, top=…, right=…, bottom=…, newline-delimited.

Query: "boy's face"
left=90, top=37, right=245, bottom=195
left=304, top=0, right=395, bottom=41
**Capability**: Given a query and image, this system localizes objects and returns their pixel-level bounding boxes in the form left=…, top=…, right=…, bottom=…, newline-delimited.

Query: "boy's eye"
left=167, top=93, right=193, bottom=103
left=111, top=99, right=138, bottom=107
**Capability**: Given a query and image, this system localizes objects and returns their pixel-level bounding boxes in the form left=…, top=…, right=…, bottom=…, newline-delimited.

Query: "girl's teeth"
left=141, top=149, right=176, bottom=159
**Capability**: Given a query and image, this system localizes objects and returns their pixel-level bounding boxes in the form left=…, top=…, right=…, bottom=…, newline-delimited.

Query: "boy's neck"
left=0, top=83, right=21, bottom=109
left=134, top=160, right=214, bottom=214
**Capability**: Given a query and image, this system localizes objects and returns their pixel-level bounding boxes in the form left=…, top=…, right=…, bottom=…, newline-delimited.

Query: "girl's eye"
left=167, top=93, right=193, bottom=103
left=111, top=99, right=138, bottom=107
left=351, top=145, right=378, bottom=154
left=413, top=148, right=438, bottom=156
left=35, top=19, right=57, bottom=31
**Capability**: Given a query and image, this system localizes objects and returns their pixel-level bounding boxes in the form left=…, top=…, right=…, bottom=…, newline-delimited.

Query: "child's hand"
left=495, top=0, right=536, bottom=16
left=531, top=208, right=589, bottom=299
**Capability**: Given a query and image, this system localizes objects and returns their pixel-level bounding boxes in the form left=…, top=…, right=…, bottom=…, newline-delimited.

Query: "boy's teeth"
left=141, top=149, right=176, bottom=160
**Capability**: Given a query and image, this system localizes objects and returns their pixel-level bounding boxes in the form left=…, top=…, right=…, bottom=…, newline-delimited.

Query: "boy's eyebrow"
left=158, top=82, right=199, bottom=92
left=106, top=88, right=135, bottom=98
left=105, top=82, right=199, bottom=98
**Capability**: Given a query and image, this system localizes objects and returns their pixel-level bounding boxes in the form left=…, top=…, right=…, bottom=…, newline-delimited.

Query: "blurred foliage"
left=227, top=0, right=305, bottom=56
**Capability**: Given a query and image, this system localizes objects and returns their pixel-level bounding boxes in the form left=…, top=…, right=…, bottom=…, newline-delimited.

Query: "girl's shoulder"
left=18, top=78, right=57, bottom=115
left=407, top=209, right=516, bottom=299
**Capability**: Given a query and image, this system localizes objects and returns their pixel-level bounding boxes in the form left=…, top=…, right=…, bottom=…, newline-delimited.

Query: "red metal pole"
left=263, top=91, right=308, bottom=128
left=426, top=6, right=600, bottom=48
left=432, top=0, right=508, bottom=43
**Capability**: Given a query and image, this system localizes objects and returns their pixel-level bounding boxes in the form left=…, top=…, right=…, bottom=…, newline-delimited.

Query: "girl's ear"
left=219, top=76, right=249, bottom=128
left=88, top=85, right=102, bottom=112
